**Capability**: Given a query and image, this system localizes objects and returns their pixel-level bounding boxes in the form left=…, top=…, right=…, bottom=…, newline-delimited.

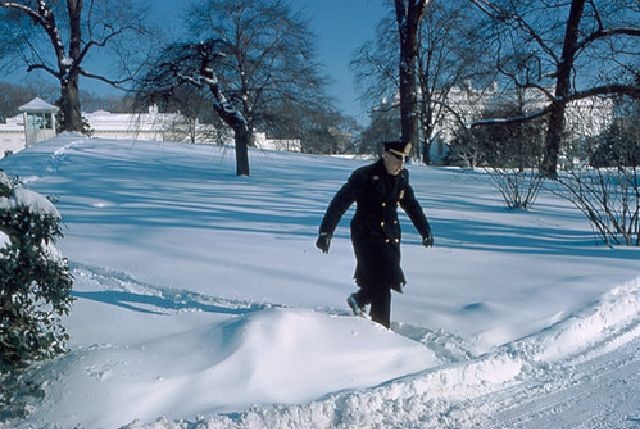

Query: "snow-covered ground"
left=1, top=135, right=639, bottom=428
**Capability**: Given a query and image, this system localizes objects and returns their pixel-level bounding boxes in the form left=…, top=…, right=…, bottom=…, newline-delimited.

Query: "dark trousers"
left=354, top=287, right=391, bottom=328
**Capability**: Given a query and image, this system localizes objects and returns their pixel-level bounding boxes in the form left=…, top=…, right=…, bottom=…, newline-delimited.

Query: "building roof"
left=18, top=97, right=60, bottom=113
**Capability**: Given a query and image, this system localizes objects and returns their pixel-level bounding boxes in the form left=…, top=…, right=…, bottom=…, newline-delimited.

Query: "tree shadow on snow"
left=71, top=289, right=277, bottom=316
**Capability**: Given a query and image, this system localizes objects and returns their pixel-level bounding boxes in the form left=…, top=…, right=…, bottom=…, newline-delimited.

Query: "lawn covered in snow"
left=1, top=135, right=639, bottom=428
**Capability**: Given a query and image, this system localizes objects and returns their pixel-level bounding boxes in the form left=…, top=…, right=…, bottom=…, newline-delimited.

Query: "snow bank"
left=121, top=277, right=640, bottom=429
left=511, top=276, right=640, bottom=363
left=25, top=308, right=437, bottom=428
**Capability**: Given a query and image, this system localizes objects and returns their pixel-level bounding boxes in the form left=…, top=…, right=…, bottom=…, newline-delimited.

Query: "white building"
left=0, top=97, right=60, bottom=156
left=371, top=81, right=615, bottom=165
left=0, top=114, right=25, bottom=157
left=81, top=105, right=233, bottom=144
left=20, top=97, right=59, bottom=146
left=0, top=99, right=300, bottom=157
left=254, top=132, right=301, bottom=152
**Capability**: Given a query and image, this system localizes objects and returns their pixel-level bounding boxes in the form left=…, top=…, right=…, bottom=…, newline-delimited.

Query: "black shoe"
left=346, top=293, right=365, bottom=317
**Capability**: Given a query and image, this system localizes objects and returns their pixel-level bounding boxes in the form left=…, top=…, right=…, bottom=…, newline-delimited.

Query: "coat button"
left=382, top=202, right=386, bottom=207
left=385, top=239, right=390, bottom=243
left=394, top=239, right=400, bottom=243
left=380, top=221, right=385, bottom=227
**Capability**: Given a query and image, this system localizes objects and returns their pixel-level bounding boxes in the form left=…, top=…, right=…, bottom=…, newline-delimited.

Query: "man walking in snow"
left=316, top=140, right=433, bottom=328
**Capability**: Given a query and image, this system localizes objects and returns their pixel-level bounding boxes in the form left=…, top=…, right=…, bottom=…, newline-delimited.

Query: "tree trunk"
left=60, top=74, right=83, bottom=132
left=544, top=103, right=566, bottom=176
left=200, top=49, right=251, bottom=177
left=234, top=127, right=251, bottom=176
left=421, top=102, right=434, bottom=164
left=542, top=0, right=585, bottom=177
left=398, top=36, right=418, bottom=150
left=417, top=70, right=433, bottom=164
left=422, top=140, right=431, bottom=164
left=395, top=0, right=428, bottom=151
left=58, top=0, right=84, bottom=132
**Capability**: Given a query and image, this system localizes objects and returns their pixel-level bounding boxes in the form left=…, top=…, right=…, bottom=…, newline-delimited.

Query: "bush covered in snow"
left=0, top=170, right=73, bottom=370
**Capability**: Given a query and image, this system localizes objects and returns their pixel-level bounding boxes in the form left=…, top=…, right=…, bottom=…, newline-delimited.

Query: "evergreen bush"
left=0, top=170, right=73, bottom=370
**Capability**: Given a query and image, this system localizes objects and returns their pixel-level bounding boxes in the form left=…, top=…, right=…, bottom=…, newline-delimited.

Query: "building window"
left=28, top=113, right=54, bottom=130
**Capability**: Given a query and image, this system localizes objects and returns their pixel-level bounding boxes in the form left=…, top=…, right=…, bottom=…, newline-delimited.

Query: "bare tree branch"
left=576, top=27, right=640, bottom=53
left=77, top=67, right=131, bottom=87
left=77, top=24, right=138, bottom=64
left=471, top=104, right=554, bottom=127
left=569, top=84, right=640, bottom=99
left=25, top=62, right=59, bottom=76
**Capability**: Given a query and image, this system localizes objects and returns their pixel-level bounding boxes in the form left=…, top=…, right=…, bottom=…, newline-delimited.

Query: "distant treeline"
left=0, top=81, right=136, bottom=121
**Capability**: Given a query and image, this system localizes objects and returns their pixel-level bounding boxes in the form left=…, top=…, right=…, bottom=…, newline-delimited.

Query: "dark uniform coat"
left=319, top=159, right=431, bottom=292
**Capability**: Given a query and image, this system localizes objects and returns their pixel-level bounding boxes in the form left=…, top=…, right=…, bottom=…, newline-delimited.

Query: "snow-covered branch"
left=0, top=2, right=44, bottom=25
left=1, top=1, right=66, bottom=63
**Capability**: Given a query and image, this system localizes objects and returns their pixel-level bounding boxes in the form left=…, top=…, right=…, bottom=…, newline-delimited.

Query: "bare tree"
left=415, top=2, right=486, bottom=163
left=469, top=0, right=640, bottom=177
left=0, top=0, right=154, bottom=132
left=265, top=100, right=356, bottom=155
left=476, top=99, right=546, bottom=208
left=135, top=41, right=252, bottom=175
left=138, top=0, right=331, bottom=175
left=352, top=0, right=487, bottom=163
left=351, top=14, right=399, bottom=115
left=550, top=105, right=640, bottom=246
left=183, top=0, right=330, bottom=154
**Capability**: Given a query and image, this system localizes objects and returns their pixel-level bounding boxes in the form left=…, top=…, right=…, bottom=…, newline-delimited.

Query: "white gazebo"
left=18, top=97, right=59, bottom=146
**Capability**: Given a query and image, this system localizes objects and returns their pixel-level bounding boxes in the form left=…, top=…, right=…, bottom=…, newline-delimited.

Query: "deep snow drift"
left=1, top=135, right=638, bottom=428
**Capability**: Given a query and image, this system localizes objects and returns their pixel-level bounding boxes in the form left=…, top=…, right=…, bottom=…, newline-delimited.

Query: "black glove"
left=422, top=229, right=434, bottom=248
left=316, top=232, right=332, bottom=253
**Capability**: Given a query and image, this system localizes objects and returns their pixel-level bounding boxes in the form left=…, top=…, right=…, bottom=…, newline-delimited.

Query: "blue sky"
left=290, top=0, right=389, bottom=122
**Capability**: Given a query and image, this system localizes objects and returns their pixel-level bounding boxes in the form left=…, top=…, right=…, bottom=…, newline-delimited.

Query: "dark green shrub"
left=0, top=171, right=73, bottom=370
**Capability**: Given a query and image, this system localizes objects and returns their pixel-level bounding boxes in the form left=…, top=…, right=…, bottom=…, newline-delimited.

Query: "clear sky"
left=285, top=0, right=390, bottom=122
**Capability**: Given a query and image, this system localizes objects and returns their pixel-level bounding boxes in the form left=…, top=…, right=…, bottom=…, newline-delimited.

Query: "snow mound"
left=121, top=277, right=640, bottom=429
left=25, top=308, right=437, bottom=428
